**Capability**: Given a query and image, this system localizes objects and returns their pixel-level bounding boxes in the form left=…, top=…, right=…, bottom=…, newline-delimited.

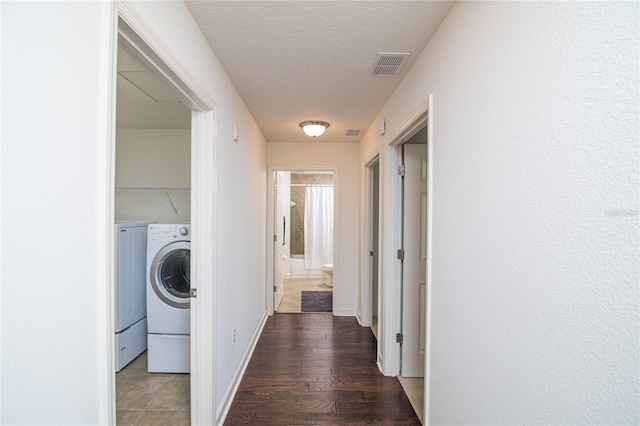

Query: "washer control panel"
left=148, top=224, right=191, bottom=241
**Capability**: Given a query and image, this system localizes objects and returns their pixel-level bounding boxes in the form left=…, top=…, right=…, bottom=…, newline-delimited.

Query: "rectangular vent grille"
left=371, top=53, right=410, bottom=77
left=346, top=129, right=361, bottom=136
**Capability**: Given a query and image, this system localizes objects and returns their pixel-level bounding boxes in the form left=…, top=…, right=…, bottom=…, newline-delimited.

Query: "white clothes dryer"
left=114, top=222, right=151, bottom=372
left=146, top=223, right=191, bottom=373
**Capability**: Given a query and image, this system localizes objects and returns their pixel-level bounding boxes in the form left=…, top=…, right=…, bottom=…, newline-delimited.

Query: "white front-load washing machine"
left=146, top=223, right=191, bottom=373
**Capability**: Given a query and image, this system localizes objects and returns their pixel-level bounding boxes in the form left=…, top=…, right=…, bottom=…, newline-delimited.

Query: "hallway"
left=224, top=313, right=420, bottom=425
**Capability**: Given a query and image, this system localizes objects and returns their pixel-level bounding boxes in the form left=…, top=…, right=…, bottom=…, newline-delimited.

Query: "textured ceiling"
left=185, top=1, right=455, bottom=142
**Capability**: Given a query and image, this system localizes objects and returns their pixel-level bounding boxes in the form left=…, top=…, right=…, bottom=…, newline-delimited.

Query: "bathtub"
left=289, top=254, right=323, bottom=277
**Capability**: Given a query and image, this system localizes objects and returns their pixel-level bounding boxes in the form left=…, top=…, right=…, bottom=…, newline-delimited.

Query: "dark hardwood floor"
left=224, top=313, right=421, bottom=425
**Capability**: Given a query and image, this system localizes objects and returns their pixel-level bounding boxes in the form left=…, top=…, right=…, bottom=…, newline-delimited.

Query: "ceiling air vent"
left=346, top=129, right=361, bottom=137
left=371, top=52, right=410, bottom=77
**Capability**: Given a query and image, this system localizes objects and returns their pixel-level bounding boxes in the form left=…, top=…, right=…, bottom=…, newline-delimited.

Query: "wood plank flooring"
left=225, top=313, right=421, bottom=425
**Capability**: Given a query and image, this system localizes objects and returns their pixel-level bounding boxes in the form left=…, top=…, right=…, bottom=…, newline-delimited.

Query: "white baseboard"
left=216, top=310, right=268, bottom=425
left=334, top=307, right=357, bottom=317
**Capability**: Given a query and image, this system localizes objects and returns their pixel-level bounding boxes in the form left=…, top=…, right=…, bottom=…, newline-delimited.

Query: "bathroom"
left=275, top=171, right=334, bottom=313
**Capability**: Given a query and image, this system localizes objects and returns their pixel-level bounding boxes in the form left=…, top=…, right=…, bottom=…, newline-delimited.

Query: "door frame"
left=360, top=152, right=380, bottom=328
left=266, top=165, right=340, bottom=316
left=378, top=95, right=433, bottom=422
left=272, top=171, right=287, bottom=311
left=400, top=142, right=428, bottom=377
left=107, top=5, right=217, bottom=425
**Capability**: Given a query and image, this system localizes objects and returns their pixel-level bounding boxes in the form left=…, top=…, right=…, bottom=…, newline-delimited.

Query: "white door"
left=401, top=143, right=428, bottom=377
left=273, top=172, right=285, bottom=310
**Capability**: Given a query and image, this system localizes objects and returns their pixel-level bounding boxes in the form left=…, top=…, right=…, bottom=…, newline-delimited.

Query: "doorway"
left=397, top=128, right=428, bottom=424
left=375, top=94, right=433, bottom=423
left=268, top=169, right=336, bottom=315
left=400, top=128, right=428, bottom=378
left=114, top=41, right=192, bottom=424
left=109, top=13, right=217, bottom=425
left=365, top=158, right=381, bottom=338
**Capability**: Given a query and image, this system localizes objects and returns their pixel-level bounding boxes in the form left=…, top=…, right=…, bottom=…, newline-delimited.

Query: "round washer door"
left=150, top=241, right=190, bottom=309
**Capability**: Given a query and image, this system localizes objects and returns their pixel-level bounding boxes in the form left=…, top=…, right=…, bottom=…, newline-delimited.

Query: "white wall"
left=115, top=129, right=191, bottom=223
left=268, top=143, right=360, bottom=316
left=1, top=1, right=267, bottom=424
left=1, top=2, right=115, bottom=423
left=214, top=117, right=267, bottom=415
left=360, top=2, right=639, bottom=424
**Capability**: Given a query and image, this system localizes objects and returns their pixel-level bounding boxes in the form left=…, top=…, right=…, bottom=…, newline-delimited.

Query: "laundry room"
left=113, top=45, right=192, bottom=424
left=115, top=48, right=191, bottom=224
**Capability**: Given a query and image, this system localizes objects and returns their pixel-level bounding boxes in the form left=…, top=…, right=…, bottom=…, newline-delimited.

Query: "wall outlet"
left=232, top=327, right=236, bottom=344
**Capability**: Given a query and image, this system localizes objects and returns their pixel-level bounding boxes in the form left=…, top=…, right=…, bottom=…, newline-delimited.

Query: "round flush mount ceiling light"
left=300, top=121, right=330, bottom=137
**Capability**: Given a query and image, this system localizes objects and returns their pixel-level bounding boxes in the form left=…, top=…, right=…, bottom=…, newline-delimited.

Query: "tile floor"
left=276, top=276, right=332, bottom=313
left=116, top=352, right=190, bottom=426
left=398, top=376, right=425, bottom=424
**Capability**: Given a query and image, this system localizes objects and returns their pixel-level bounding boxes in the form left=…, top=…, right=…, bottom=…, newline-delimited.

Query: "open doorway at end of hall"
left=270, top=170, right=335, bottom=314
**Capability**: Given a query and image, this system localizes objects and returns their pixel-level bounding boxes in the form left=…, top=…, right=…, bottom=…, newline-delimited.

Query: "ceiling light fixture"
left=300, top=120, right=330, bottom=137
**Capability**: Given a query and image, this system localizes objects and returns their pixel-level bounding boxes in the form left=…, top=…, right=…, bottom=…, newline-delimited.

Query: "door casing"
left=266, top=166, right=340, bottom=316
left=360, top=153, right=380, bottom=329
left=375, top=94, right=433, bottom=423
left=107, top=5, right=218, bottom=425
left=400, top=143, right=428, bottom=377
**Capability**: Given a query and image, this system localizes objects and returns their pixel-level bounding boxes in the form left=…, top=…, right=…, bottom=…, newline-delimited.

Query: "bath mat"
left=301, top=291, right=333, bottom=312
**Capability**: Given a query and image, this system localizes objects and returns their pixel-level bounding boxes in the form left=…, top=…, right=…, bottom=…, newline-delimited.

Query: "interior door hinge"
left=369, top=250, right=374, bottom=256
left=398, top=164, right=405, bottom=176
left=190, top=288, right=197, bottom=298
left=274, top=234, right=277, bottom=242
left=396, top=333, right=403, bottom=345
left=273, top=285, right=277, bottom=292
left=397, top=249, right=405, bottom=261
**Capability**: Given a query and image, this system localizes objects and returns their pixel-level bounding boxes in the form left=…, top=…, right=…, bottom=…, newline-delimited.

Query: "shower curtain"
left=304, top=186, right=333, bottom=270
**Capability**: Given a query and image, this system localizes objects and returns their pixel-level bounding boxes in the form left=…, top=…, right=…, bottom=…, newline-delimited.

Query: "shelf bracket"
left=164, top=190, right=178, bottom=214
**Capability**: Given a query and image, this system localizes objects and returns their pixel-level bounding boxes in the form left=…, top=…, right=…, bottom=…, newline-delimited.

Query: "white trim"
left=358, top=164, right=371, bottom=326
left=386, top=101, right=429, bottom=148
left=379, top=140, right=402, bottom=376
left=335, top=307, right=357, bottom=316
left=117, top=3, right=215, bottom=111
left=190, top=110, right=217, bottom=426
left=423, top=94, right=434, bottom=426
left=102, top=3, right=118, bottom=423
left=216, top=310, right=268, bottom=425
left=265, top=171, right=275, bottom=315
left=109, top=5, right=218, bottom=425
left=359, top=152, right=381, bottom=328
left=365, top=152, right=381, bottom=169
left=377, top=348, right=384, bottom=373
left=266, top=165, right=340, bottom=316
left=378, top=97, right=430, bottom=378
